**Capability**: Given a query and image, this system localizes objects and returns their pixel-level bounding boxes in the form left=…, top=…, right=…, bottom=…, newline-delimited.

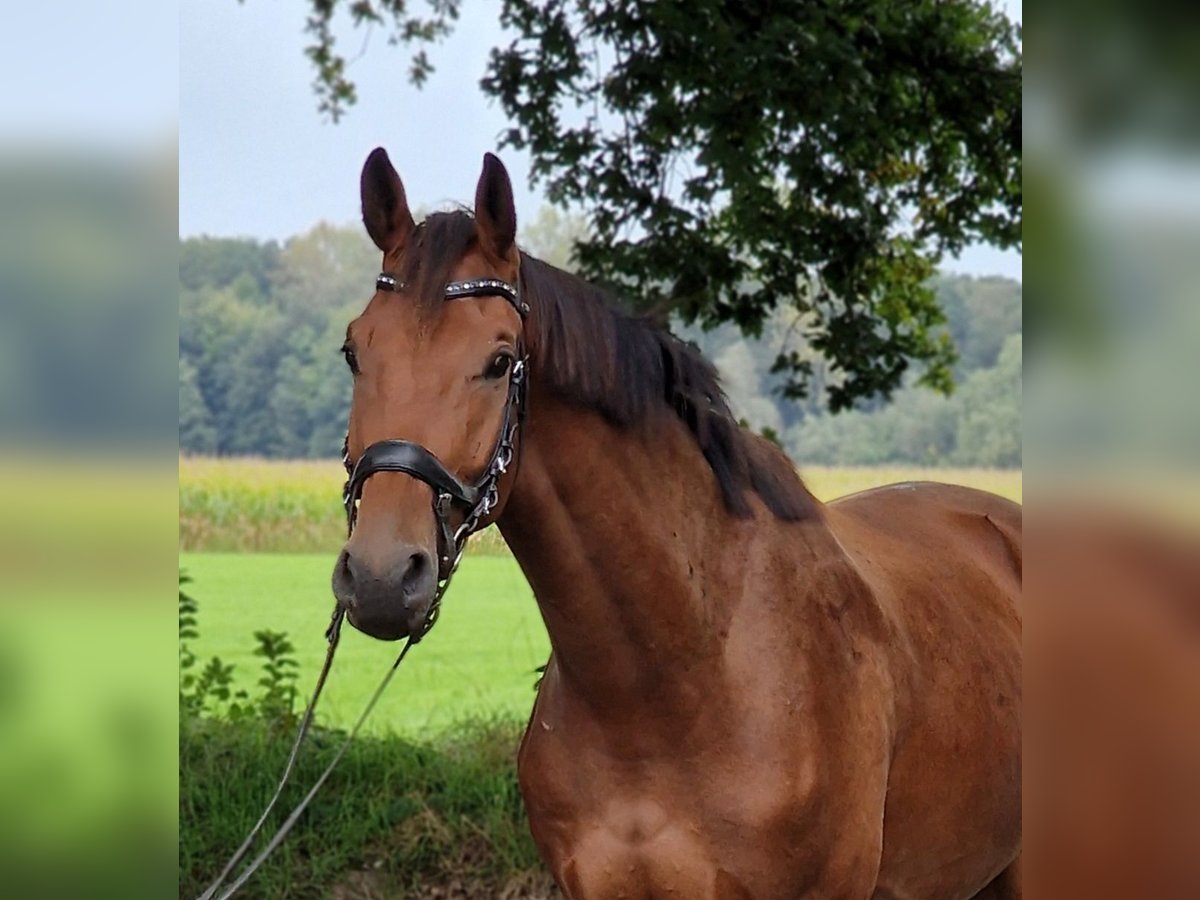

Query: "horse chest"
left=542, top=803, right=725, bottom=900
left=519, top=763, right=749, bottom=899
left=517, top=721, right=818, bottom=899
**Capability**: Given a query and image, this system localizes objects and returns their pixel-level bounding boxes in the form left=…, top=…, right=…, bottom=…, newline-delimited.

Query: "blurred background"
left=0, top=1, right=178, bottom=897
left=1024, top=1, right=1200, bottom=897
left=5, top=0, right=1198, bottom=896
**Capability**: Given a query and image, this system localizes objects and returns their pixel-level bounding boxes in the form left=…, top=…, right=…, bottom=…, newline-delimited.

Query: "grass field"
left=181, top=553, right=547, bottom=736
left=181, top=714, right=548, bottom=898
left=180, top=455, right=1021, bottom=553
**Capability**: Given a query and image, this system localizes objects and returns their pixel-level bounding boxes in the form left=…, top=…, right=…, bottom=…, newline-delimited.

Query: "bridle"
left=196, top=269, right=530, bottom=900
left=340, top=271, right=530, bottom=642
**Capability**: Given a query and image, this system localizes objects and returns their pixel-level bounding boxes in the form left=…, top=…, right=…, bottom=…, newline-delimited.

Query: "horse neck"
left=496, top=391, right=817, bottom=714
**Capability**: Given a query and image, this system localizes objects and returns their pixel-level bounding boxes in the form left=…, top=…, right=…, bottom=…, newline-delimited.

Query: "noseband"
left=341, top=272, right=529, bottom=641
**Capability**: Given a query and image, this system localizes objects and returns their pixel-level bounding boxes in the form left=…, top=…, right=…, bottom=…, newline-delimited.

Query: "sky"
left=0, top=0, right=177, bottom=152
left=179, top=0, right=1022, bottom=281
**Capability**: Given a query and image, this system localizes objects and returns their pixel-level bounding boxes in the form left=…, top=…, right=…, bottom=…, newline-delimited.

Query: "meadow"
left=180, top=553, right=547, bottom=735
left=180, top=549, right=554, bottom=896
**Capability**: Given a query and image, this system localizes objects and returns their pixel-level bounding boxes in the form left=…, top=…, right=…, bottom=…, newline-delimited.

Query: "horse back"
left=830, top=480, right=1021, bottom=583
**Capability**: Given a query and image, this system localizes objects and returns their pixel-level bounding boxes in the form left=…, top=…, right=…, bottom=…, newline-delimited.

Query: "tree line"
left=180, top=219, right=1020, bottom=467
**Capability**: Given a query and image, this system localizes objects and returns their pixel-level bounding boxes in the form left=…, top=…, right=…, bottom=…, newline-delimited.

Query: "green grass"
left=179, top=463, right=1022, bottom=731
left=180, top=555, right=553, bottom=895
left=180, top=553, right=548, bottom=737
left=181, top=715, right=549, bottom=899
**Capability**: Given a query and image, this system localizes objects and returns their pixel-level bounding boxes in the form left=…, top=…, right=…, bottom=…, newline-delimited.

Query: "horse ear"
left=474, top=153, right=517, bottom=258
left=360, top=148, right=415, bottom=254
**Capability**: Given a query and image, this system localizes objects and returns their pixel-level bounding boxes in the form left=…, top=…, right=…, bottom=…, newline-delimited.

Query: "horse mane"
left=403, top=210, right=818, bottom=521
left=520, top=254, right=818, bottom=521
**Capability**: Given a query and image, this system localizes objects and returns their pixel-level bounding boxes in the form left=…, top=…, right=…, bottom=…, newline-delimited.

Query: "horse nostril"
left=332, top=549, right=359, bottom=607
left=334, top=545, right=436, bottom=641
left=342, top=549, right=373, bottom=589
left=400, top=551, right=432, bottom=598
left=333, top=546, right=435, bottom=611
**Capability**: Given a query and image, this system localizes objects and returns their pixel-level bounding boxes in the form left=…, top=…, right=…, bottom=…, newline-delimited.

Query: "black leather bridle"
left=340, top=272, right=529, bottom=642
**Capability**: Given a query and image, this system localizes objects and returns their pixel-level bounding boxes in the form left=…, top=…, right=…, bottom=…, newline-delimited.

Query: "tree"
left=179, top=226, right=365, bottom=458
left=715, top=340, right=783, bottom=437
left=179, top=357, right=218, bottom=454
left=518, top=206, right=590, bottom=271
left=178, top=223, right=1020, bottom=466
left=936, top=274, right=1024, bottom=376
left=954, top=333, right=1021, bottom=467
left=286, top=0, right=1021, bottom=411
left=268, top=222, right=382, bottom=326
left=179, top=236, right=278, bottom=297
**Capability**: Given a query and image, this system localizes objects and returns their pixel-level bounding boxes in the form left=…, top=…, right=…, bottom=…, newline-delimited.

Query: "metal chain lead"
left=411, top=357, right=526, bottom=642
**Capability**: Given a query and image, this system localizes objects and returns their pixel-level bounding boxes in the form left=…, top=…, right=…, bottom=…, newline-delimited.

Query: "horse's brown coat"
left=503, top=403, right=1021, bottom=900
left=343, top=151, right=1022, bottom=899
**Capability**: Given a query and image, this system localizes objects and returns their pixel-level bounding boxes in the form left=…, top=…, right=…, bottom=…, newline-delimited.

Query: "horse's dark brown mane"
left=402, top=210, right=817, bottom=521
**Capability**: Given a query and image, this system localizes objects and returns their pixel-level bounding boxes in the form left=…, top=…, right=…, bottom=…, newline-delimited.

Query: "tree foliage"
left=286, top=0, right=1021, bottom=410
left=778, top=308, right=1020, bottom=467
left=179, top=232, right=360, bottom=458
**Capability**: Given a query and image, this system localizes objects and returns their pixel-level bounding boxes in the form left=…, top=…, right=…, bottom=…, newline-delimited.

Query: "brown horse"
left=333, top=148, right=1022, bottom=899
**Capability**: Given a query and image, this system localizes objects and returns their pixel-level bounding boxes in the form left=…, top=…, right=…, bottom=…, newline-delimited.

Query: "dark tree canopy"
left=291, top=0, right=1021, bottom=410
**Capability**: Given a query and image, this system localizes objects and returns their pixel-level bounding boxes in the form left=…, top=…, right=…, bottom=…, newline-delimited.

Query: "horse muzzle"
left=332, top=544, right=437, bottom=641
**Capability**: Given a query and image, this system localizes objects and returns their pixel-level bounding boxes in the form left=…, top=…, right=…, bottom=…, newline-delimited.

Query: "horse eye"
left=483, top=352, right=513, bottom=380
left=341, top=343, right=359, bottom=375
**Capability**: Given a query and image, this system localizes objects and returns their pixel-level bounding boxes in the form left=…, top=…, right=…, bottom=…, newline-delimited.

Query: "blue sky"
left=177, top=0, right=1021, bottom=280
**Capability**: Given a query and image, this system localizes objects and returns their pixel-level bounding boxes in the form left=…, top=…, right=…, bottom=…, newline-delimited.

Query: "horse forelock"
left=393, top=210, right=479, bottom=322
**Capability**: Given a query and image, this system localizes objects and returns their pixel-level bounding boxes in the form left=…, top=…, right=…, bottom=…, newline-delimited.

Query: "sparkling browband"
left=376, top=273, right=529, bottom=318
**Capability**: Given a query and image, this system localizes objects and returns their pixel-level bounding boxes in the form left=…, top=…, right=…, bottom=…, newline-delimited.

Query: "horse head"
left=333, top=149, right=526, bottom=641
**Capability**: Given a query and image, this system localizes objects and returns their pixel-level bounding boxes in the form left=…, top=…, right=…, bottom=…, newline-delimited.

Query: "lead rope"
left=195, top=606, right=345, bottom=899
left=199, top=368, right=518, bottom=898
left=195, top=608, right=420, bottom=900
left=200, top=277, right=526, bottom=898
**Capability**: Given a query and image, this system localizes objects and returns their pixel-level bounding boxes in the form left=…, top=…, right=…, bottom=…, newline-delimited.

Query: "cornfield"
left=179, top=456, right=1021, bottom=553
